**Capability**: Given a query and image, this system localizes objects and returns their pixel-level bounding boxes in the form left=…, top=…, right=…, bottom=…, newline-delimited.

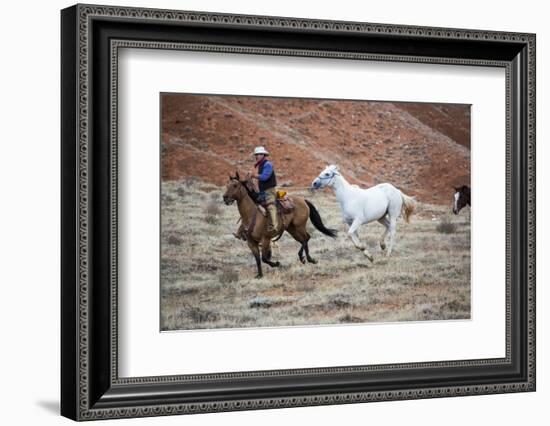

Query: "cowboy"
left=250, top=146, right=279, bottom=236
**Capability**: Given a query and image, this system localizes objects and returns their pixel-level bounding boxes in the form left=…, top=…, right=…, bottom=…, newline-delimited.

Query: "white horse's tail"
left=400, top=192, right=416, bottom=223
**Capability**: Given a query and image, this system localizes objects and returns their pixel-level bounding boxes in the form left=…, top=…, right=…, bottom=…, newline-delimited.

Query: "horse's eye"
left=324, top=173, right=330, bottom=177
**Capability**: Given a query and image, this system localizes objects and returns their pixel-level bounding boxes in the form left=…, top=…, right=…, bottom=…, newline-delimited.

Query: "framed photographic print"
left=61, top=4, right=536, bottom=421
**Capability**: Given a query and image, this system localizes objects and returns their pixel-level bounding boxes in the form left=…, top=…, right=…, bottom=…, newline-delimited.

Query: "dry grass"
left=204, top=200, right=222, bottom=224
left=219, top=267, right=239, bottom=284
left=160, top=179, right=471, bottom=331
left=436, top=215, right=458, bottom=234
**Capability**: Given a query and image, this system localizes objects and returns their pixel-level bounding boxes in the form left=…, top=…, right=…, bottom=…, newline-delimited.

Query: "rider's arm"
left=257, top=161, right=273, bottom=181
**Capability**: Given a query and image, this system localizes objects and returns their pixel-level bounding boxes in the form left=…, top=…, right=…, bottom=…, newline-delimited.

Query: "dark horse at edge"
left=453, top=185, right=471, bottom=215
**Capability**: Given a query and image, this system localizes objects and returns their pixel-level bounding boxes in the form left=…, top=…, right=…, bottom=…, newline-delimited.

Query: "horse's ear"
left=235, top=171, right=240, bottom=180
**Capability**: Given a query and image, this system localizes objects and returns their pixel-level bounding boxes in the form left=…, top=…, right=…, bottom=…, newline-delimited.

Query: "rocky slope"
left=161, top=94, right=470, bottom=204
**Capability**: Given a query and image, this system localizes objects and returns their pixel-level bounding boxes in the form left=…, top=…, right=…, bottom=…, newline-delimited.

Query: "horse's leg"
left=343, top=216, right=353, bottom=227
left=377, top=216, right=390, bottom=251
left=385, top=195, right=403, bottom=257
left=264, top=246, right=272, bottom=260
left=303, top=232, right=317, bottom=264
left=286, top=224, right=308, bottom=264
left=247, top=239, right=263, bottom=278
left=348, top=218, right=374, bottom=262
left=294, top=228, right=317, bottom=264
left=386, top=218, right=398, bottom=257
left=260, top=237, right=281, bottom=268
left=347, top=219, right=365, bottom=250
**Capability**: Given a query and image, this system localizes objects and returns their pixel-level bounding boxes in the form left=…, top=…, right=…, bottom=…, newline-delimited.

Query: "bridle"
left=316, top=169, right=340, bottom=188
left=225, top=177, right=256, bottom=203
left=223, top=178, right=244, bottom=205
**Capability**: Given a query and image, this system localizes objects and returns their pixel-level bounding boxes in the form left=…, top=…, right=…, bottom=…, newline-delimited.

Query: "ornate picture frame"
left=61, top=4, right=535, bottom=421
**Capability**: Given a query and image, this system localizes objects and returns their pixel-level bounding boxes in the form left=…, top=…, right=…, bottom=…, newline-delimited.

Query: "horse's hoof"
left=363, top=251, right=374, bottom=262
left=299, top=257, right=306, bottom=264
left=380, top=242, right=386, bottom=250
left=255, top=274, right=263, bottom=279
left=274, top=261, right=281, bottom=267
left=308, top=258, right=318, bottom=264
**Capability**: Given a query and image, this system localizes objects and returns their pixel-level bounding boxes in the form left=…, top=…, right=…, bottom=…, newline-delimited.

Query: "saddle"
left=235, top=187, right=294, bottom=241
left=276, top=190, right=295, bottom=214
left=237, top=193, right=292, bottom=241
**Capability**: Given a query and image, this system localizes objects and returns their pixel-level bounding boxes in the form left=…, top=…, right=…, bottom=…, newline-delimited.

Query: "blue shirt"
left=258, top=160, right=273, bottom=181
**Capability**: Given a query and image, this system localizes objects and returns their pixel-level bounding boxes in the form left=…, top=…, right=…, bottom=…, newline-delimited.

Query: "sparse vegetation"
left=249, top=297, right=275, bottom=309
left=339, top=314, right=364, bottom=323
left=436, top=216, right=457, bottom=234
left=166, top=234, right=183, bottom=246
left=204, top=200, right=222, bottom=224
left=183, top=176, right=200, bottom=188
left=160, top=180, right=471, bottom=331
left=219, top=267, right=239, bottom=284
left=185, top=307, right=220, bottom=324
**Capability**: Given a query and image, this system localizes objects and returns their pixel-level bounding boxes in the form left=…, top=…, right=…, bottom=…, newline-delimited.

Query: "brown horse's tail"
left=305, top=200, right=337, bottom=238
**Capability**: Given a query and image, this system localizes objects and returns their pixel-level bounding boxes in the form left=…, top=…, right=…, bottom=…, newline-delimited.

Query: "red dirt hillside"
left=161, top=95, right=470, bottom=205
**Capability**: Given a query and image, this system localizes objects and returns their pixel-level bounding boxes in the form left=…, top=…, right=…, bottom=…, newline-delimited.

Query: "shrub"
left=327, top=294, right=352, bottom=309
left=436, top=216, right=457, bottom=234
left=339, top=314, right=363, bottom=323
left=204, top=200, right=221, bottom=224
left=249, top=297, right=274, bottom=309
left=183, top=176, right=200, bottom=188
left=166, top=234, right=183, bottom=246
left=219, top=267, right=239, bottom=284
left=186, top=307, right=219, bottom=324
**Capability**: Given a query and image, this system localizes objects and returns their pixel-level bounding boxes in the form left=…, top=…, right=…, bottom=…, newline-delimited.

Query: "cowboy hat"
left=252, top=146, right=269, bottom=156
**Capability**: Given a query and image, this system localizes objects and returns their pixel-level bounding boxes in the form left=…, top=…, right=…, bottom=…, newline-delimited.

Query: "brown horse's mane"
left=231, top=173, right=260, bottom=203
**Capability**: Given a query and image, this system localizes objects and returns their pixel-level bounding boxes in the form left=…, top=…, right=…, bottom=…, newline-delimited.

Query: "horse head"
left=223, top=172, right=258, bottom=205
left=452, top=185, right=471, bottom=214
left=312, top=165, right=340, bottom=189
left=223, top=174, right=244, bottom=205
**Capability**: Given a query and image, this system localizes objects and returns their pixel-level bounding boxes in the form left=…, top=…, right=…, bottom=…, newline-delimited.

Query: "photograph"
left=160, top=93, right=472, bottom=331
left=57, top=2, right=536, bottom=421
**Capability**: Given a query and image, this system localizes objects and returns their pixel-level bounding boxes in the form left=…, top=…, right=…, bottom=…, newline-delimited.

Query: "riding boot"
left=266, top=204, right=279, bottom=237
left=233, top=224, right=247, bottom=241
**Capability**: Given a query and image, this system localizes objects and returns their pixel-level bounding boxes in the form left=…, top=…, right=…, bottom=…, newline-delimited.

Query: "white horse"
left=311, top=165, right=416, bottom=260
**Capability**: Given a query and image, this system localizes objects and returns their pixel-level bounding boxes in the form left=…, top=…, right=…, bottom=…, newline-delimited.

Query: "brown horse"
left=223, top=174, right=337, bottom=278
